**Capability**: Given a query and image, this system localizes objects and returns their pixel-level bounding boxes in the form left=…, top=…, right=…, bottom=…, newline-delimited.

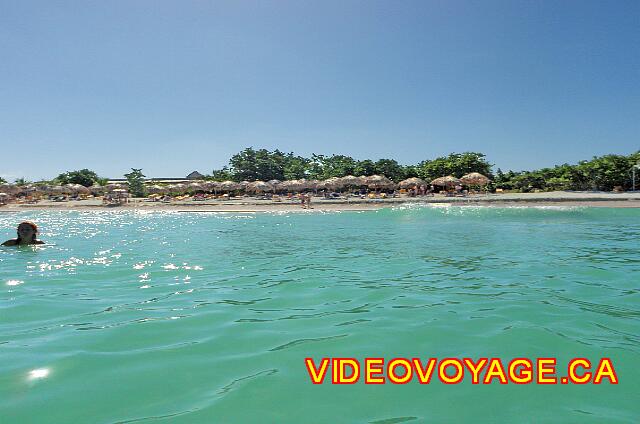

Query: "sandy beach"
left=2, top=191, right=639, bottom=212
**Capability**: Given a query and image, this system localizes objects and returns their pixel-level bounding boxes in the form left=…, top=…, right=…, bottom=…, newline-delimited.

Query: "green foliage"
left=493, top=152, right=640, bottom=192
left=374, top=159, right=406, bottom=181
left=283, top=155, right=310, bottom=180
left=209, top=167, right=235, bottom=181
left=222, top=150, right=490, bottom=182
left=229, top=148, right=286, bottom=181
left=354, top=159, right=376, bottom=176
left=403, top=165, right=420, bottom=179
left=14, top=178, right=30, bottom=186
left=124, top=168, right=146, bottom=197
left=417, top=152, right=493, bottom=181
left=316, top=155, right=358, bottom=179
left=0, top=177, right=6, bottom=184
left=56, top=169, right=103, bottom=187
left=210, top=147, right=638, bottom=192
left=225, top=148, right=314, bottom=181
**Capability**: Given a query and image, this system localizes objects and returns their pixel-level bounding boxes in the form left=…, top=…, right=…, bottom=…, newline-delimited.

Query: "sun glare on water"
left=28, top=368, right=50, bottom=380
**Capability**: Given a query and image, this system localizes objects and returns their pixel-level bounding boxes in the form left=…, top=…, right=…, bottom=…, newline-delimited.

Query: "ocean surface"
left=1, top=207, right=639, bottom=423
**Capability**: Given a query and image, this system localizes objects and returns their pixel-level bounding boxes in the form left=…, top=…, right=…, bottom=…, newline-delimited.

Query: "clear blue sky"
left=1, top=0, right=638, bottom=180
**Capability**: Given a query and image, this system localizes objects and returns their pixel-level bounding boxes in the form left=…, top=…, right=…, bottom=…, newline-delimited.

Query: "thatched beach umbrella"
left=365, top=175, right=394, bottom=189
left=146, top=184, right=165, bottom=194
left=399, top=177, right=427, bottom=189
left=266, top=179, right=281, bottom=193
left=12, top=184, right=36, bottom=196
left=48, top=185, right=64, bottom=195
left=0, top=184, right=16, bottom=195
left=278, top=180, right=293, bottom=192
left=307, top=179, right=321, bottom=191
left=106, top=183, right=125, bottom=190
left=168, top=183, right=187, bottom=195
left=285, top=179, right=304, bottom=192
left=340, top=175, right=361, bottom=187
left=187, top=182, right=205, bottom=193
left=60, top=185, right=74, bottom=194
left=31, top=184, right=49, bottom=195
left=202, top=181, right=218, bottom=193
left=276, top=180, right=295, bottom=192
left=323, top=177, right=344, bottom=190
left=89, top=184, right=105, bottom=195
left=247, top=181, right=272, bottom=193
left=297, top=179, right=312, bottom=190
left=65, top=184, right=90, bottom=195
left=431, top=176, right=461, bottom=187
left=220, top=180, right=239, bottom=192
left=460, top=172, right=490, bottom=186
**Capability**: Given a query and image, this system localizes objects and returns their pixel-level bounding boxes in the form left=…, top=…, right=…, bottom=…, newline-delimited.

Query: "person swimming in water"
left=2, top=221, right=45, bottom=246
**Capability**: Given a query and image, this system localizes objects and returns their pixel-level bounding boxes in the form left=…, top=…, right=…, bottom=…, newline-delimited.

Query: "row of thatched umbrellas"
left=0, top=183, right=110, bottom=196
left=135, top=176, right=398, bottom=195
left=145, top=173, right=489, bottom=194
left=0, top=173, right=490, bottom=197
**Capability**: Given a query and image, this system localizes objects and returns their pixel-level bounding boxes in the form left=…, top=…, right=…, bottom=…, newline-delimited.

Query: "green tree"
left=354, top=159, right=376, bottom=176
left=283, top=154, right=310, bottom=180
left=576, top=155, right=633, bottom=190
left=56, top=169, right=103, bottom=187
left=228, top=148, right=289, bottom=181
left=318, top=155, right=357, bottom=179
left=417, top=152, right=492, bottom=181
left=403, top=165, right=420, bottom=178
left=306, top=154, right=326, bottom=180
left=209, top=167, right=234, bottom=181
left=0, top=177, right=6, bottom=184
left=211, top=147, right=639, bottom=193
left=124, top=168, right=146, bottom=197
left=14, top=178, right=30, bottom=186
left=374, top=159, right=406, bottom=181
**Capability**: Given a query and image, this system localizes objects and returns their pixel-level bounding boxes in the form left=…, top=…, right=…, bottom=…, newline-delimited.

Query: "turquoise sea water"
left=1, top=207, right=639, bottom=423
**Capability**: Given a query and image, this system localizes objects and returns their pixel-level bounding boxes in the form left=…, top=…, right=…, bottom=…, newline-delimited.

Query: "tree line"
left=210, top=147, right=640, bottom=192
left=211, top=148, right=492, bottom=184
left=3, top=149, right=639, bottom=192
left=493, top=152, right=640, bottom=192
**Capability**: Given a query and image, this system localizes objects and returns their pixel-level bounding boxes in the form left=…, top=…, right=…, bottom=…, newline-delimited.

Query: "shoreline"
left=2, top=192, right=640, bottom=212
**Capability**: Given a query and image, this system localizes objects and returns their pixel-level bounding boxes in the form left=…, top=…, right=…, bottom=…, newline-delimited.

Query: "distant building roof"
left=186, top=171, right=205, bottom=180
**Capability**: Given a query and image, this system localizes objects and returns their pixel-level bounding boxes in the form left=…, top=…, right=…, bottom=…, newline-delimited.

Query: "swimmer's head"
left=17, top=221, right=38, bottom=242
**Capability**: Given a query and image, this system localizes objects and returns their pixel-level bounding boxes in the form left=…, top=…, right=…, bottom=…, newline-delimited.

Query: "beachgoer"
left=300, top=193, right=307, bottom=209
left=2, top=221, right=45, bottom=246
left=305, top=193, right=312, bottom=209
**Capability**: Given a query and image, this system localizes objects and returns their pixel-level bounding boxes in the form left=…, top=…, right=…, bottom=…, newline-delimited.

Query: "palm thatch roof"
left=460, top=172, right=490, bottom=185
left=431, top=176, right=461, bottom=186
left=398, top=177, right=427, bottom=188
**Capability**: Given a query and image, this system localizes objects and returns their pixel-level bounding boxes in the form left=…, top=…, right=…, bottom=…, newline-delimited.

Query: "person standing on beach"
left=299, top=193, right=307, bottom=209
left=305, top=193, right=312, bottom=209
left=2, top=222, right=45, bottom=246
